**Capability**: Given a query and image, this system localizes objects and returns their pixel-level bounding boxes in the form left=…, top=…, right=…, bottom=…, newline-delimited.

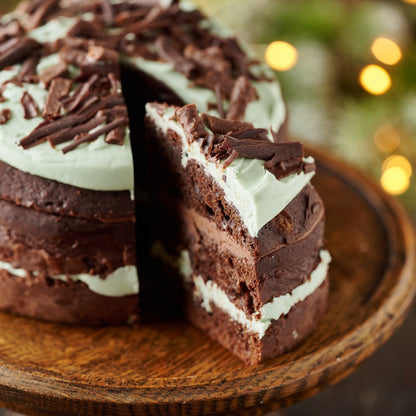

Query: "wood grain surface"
left=0, top=148, right=414, bottom=416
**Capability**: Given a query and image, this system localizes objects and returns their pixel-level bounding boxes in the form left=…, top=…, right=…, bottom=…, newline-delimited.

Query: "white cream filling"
left=0, top=260, right=139, bottom=297
left=146, top=104, right=315, bottom=237
left=193, top=250, right=331, bottom=339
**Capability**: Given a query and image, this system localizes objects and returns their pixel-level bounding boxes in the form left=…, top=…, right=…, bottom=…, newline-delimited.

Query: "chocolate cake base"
left=0, top=270, right=138, bottom=326
left=187, top=277, right=329, bottom=365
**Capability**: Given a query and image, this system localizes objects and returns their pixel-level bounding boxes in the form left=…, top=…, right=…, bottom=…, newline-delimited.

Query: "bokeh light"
left=382, top=155, right=413, bottom=177
left=371, top=37, right=402, bottom=65
left=265, top=41, right=298, bottom=71
left=381, top=155, right=412, bottom=195
left=359, top=65, right=391, bottom=95
left=402, top=0, right=416, bottom=5
left=381, top=167, right=411, bottom=195
left=374, top=125, right=401, bottom=153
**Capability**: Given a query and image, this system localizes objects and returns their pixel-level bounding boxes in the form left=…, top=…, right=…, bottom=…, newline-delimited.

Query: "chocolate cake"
left=0, top=0, right=330, bottom=363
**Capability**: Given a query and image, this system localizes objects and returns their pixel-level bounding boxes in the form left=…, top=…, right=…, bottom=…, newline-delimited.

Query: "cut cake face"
left=0, top=0, right=330, bottom=363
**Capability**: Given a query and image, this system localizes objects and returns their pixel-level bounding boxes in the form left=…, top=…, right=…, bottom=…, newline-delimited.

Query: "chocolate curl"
left=100, top=0, right=115, bottom=25
left=17, top=53, right=41, bottom=83
left=222, top=136, right=303, bottom=162
left=175, top=104, right=207, bottom=142
left=155, top=35, right=196, bottom=78
left=122, top=6, right=176, bottom=36
left=0, top=21, right=23, bottom=42
left=62, top=117, right=127, bottom=153
left=201, top=113, right=253, bottom=135
left=39, top=61, right=68, bottom=87
left=88, top=46, right=119, bottom=64
left=21, top=92, right=39, bottom=119
left=226, top=75, right=258, bottom=121
left=0, top=37, right=41, bottom=70
left=48, top=115, right=106, bottom=146
left=26, top=0, right=60, bottom=30
left=43, top=78, right=73, bottom=118
left=0, top=109, right=11, bottom=124
left=67, top=19, right=105, bottom=39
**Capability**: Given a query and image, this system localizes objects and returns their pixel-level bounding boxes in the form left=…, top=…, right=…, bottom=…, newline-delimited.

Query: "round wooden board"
left=0, top=148, right=414, bottom=416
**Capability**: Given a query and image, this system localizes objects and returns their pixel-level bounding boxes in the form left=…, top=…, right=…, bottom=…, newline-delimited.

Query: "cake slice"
left=144, top=103, right=330, bottom=364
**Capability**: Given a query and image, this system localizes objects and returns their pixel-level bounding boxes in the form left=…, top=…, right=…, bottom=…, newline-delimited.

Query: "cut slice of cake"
left=144, top=103, right=330, bottom=364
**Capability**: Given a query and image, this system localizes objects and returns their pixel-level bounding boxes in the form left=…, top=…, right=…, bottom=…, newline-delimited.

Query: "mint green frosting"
left=146, top=104, right=314, bottom=237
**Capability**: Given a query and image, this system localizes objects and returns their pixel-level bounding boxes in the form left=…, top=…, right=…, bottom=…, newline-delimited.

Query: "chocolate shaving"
left=17, top=53, right=41, bottom=83
left=175, top=104, right=207, bottom=141
left=0, top=109, right=11, bottom=124
left=201, top=113, right=253, bottom=135
left=154, top=35, right=196, bottom=79
left=115, top=9, right=149, bottom=26
left=230, top=128, right=269, bottom=141
left=39, top=61, right=68, bottom=87
left=0, top=37, right=41, bottom=70
left=222, top=136, right=303, bottom=162
left=184, top=44, right=232, bottom=76
left=67, top=19, right=105, bottom=39
left=122, top=6, right=175, bottom=36
left=21, top=92, right=39, bottom=119
left=105, top=125, right=125, bottom=145
left=26, top=0, right=60, bottom=30
left=88, top=45, right=118, bottom=64
left=226, top=76, right=258, bottom=121
left=62, top=116, right=127, bottom=153
left=217, top=135, right=309, bottom=179
left=0, top=21, right=23, bottom=42
left=48, top=115, right=106, bottom=146
left=222, top=149, right=238, bottom=169
left=59, top=46, right=89, bottom=67
left=43, top=78, right=73, bottom=118
left=101, top=0, right=115, bottom=25
left=62, top=74, right=99, bottom=113
left=20, top=113, right=89, bottom=149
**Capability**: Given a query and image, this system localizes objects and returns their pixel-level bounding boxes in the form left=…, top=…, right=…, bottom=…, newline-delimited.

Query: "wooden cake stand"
left=0, top=148, right=414, bottom=416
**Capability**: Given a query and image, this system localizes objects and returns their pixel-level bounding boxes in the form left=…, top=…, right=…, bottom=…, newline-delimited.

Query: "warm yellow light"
left=382, top=155, right=413, bottom=177
left=371, top=37, right=402, bottom=65
left=374, top=125, right=400, bottom=153
left=359, top=65, right=391, bottom=95
left=402, top=0, right=416, bottom=5
left=265, top=41, right=298, bottom=71
left=380, top=167, right=410, bottom=195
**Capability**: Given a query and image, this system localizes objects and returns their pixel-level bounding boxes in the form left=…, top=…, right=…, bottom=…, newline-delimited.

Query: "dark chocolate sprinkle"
left=67, top=19, right=105, bottom=40
left=21, top=91, right=39, bottom=119
left=227, top=75, right=258, bottom=121
left=175, top=104, right=207, bottom=141
left=0, top=21, right=23, bottom=42
left=39, top=61, right=68, bottom=87
left=48, top=115, right=106, bottom=146
left=0, top=37, right=41, bottom=70
left=62, top=116, right=127, bottom=153
left=16, top=53, right=41, bottom=83
left=0, top=108, right=11, bottom=124
left=201, top=113, right=253, bottom=135
left=154, top=35, right=196, bottom=79
left=43, top=77, right=73, bottom=118
left=100, top=0, right=115, bottom=25
left=26, top=0, right=60, bottom=30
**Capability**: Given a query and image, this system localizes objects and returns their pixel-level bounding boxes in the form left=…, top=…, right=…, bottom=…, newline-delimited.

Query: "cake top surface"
left=0, top=0, right=286, bottom=191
